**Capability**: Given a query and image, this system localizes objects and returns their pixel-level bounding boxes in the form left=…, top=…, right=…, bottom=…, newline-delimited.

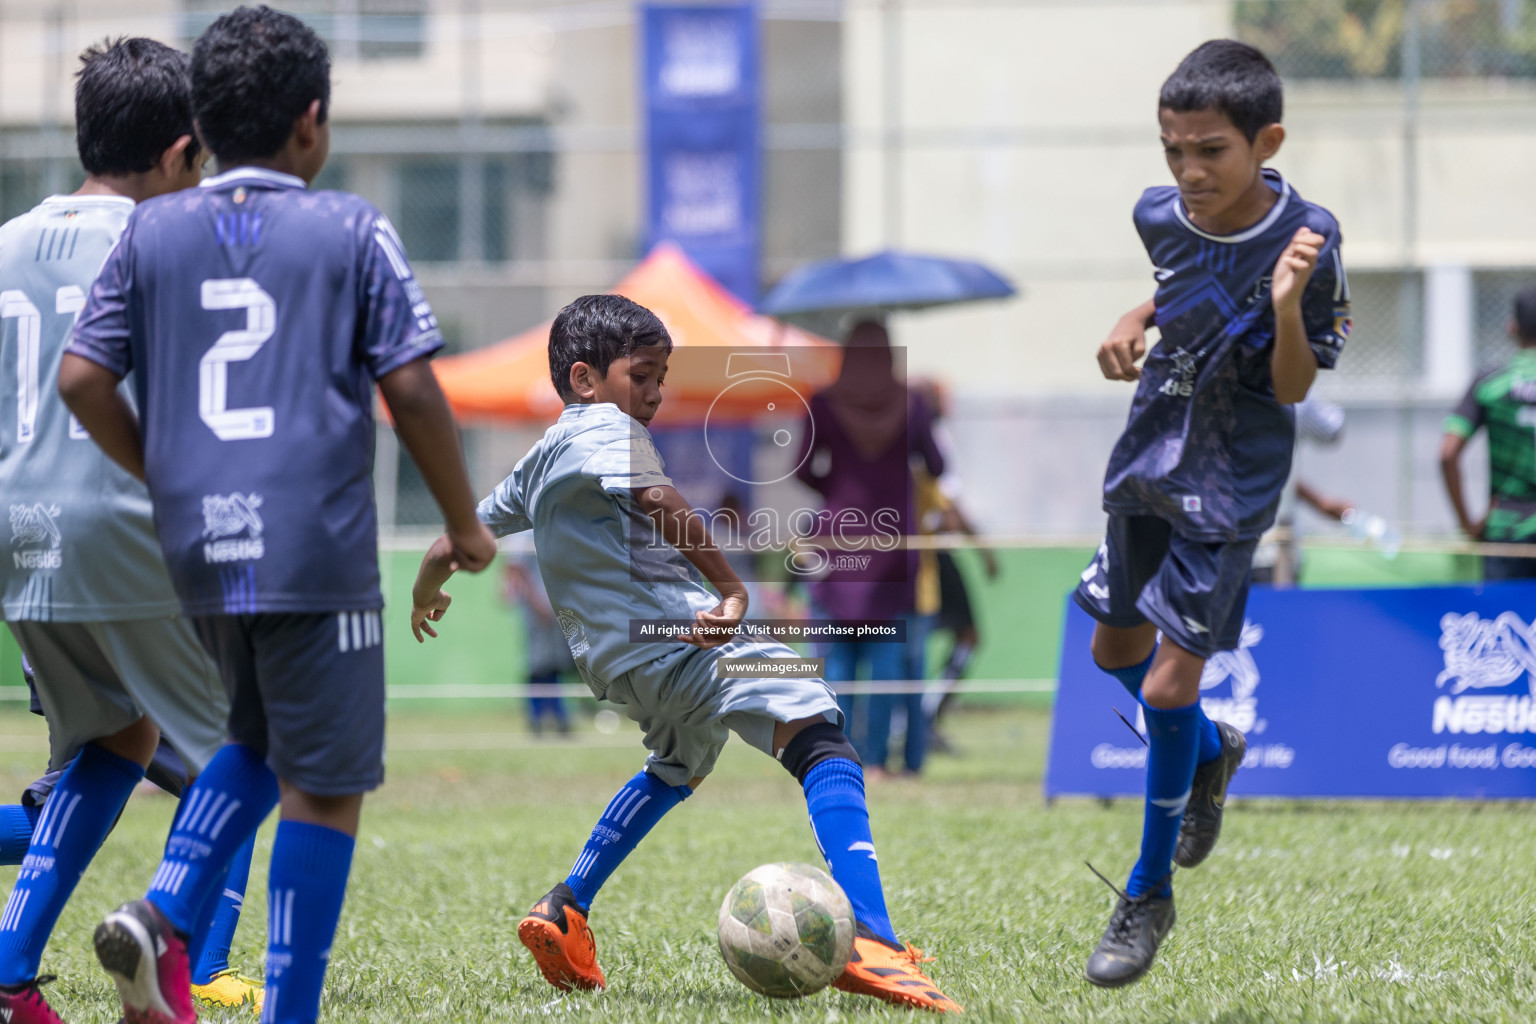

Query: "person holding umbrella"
left=764, top=250, right=1016, bottom=771
left=795, top=321, right=945, bottom=773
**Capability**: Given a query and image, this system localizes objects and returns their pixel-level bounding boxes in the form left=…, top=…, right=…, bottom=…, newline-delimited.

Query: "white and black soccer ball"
left=717, top=862, right=855, bottom=999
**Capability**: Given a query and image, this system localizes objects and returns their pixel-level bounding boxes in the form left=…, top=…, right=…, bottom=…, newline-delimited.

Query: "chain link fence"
left=1236, top=0, right=1536, bottom=80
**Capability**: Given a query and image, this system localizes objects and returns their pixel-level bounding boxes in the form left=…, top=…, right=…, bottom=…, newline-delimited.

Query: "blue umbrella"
left=759, top=249, right=1017, bottom=315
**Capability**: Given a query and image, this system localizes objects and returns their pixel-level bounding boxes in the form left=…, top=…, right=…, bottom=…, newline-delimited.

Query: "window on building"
left=394, top=158, right=531, bottom=264
left=396, top=161, right=462, bottom=262
left=0, top=165, right=43, bottom=226
left=0, top=160, right=85, bottom=224
left=1474, top=270, right=1536, bottom=370
left=310, top=158, right=349, bottom=194
left=180, top=1, right=427, bottom=61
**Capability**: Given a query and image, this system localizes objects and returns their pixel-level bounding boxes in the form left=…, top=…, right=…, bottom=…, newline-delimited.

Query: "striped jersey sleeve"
left=357, top=213, right=443, bottom=379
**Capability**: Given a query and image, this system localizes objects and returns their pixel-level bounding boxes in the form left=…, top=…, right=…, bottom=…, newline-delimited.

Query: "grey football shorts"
left=7, top=617, right=227, bottom=774
left=192, top=611, right=386, bottom=797
left=604, top=637, right=842, bottom=787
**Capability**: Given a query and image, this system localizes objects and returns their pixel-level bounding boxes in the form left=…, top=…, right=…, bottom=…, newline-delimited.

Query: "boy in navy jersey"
left=1075, top=41, right=1349, bottom=988
left=60, top=7, right=495, bottom=1023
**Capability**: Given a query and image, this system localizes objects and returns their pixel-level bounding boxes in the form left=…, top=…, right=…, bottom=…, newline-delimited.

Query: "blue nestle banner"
left=641, top=3, right=761, bottom=304
left=1046, top=583, right=1536, bottom=799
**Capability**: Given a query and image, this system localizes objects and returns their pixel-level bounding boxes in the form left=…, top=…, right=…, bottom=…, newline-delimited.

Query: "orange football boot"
left=518, top=883, right=606, bottom=992
left=833, top=929, right=962, bottom=1013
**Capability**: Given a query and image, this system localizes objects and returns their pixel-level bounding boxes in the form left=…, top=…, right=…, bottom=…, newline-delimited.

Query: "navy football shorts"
left=1073, top=515, right=1257, bottom=659
left=193, top=612, right=386, bottom=796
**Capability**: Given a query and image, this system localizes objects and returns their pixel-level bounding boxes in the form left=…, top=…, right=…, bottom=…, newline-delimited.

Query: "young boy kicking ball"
left=411, top=294, right=960, bottom=1012
left=1076, top=40, right=1350, bottom=988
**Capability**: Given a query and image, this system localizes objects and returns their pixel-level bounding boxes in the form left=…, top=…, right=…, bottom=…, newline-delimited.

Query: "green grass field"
left=1, top=703, right=1533, bottom=1023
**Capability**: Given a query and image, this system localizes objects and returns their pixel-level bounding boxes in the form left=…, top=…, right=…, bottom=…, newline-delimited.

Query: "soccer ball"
left=716, top=862, right=855, bottom=998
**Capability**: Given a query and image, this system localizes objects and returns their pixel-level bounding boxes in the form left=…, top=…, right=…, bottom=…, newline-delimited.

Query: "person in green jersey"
left=1441, top=286, right=1536, bottom=580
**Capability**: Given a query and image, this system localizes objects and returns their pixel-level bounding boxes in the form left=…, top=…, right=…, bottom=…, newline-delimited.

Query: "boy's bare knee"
left=96, top=715, right=160, bottom=767
left=1141, top=641, right=1206, bottom=709
left=279, top=781, right=364, bottom=837
left=1090, top=623, right=1158, bottom=670
left=687, top=776, right=707, bottom=790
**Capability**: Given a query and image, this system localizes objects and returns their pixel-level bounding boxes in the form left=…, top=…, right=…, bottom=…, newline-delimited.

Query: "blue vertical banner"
left=641, top=3, right=761, bottom=304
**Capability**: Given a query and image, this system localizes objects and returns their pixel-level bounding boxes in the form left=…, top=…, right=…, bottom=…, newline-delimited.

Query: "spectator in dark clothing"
left=795, top=321, right=945, bottom=773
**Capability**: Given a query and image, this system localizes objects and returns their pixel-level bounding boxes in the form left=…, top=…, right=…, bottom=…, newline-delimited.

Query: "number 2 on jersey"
left=200, top=278, right=275, bottom=441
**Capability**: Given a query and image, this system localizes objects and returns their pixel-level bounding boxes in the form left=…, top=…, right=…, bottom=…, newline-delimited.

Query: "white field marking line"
left=0, top=679, right=1057, bottom=704
left=380, top=679, right=1057, bottom=700
left=1264, top=954, right=1473, bottom=986
left=385, top=733, right=640, bottom=752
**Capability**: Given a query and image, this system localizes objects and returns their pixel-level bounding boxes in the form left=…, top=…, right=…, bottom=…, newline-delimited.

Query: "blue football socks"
left=565, top=771, right=690, bottom=911
left=0, top=806, right=40, bottom=866
left=1100, top=646, right=1156, bottom=698
left=265, top=821, right=354, bottom=1024
left=148, top=744, right=278, bottom=937
left=0, top=743, right=143, bottom=984
left=191, top=832, right=255, bottom=985
left=1127, top=702, right=1202, bottom=899
left=803, top=758, right=898, bottom=947
left=1100, top=645, right=1222, bottom=765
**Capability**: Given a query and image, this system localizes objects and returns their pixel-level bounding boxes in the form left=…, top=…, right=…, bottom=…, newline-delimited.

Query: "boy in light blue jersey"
left=411, top=294, right=959, bottom=1012
left=60, top=8, right=496, bottom=1024
left=1076, top=41, right=1349, bottom=988
left=0, top=38, right=261, bottom=1021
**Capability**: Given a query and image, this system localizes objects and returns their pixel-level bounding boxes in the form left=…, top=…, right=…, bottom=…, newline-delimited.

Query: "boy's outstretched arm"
left=1270, top=227, right=1325, bottom=404
left=1097, top=298, right=1156, bottom=381
left=636, top=484, right=748, bottom=649
left=379, top=359, right=497, bottom=571
left=58, top=354, right=145, bottom=481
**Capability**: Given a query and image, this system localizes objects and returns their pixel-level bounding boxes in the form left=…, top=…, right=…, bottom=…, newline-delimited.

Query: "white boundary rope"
left=380, top=529, right=1536, bottom=557
left=384, top=678, right=1057, bottom=699
left=0, top=678, right=1058, bottom=702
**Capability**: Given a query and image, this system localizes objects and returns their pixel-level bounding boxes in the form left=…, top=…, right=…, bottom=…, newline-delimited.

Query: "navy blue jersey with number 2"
left=68, top=168, right=443, bottom=615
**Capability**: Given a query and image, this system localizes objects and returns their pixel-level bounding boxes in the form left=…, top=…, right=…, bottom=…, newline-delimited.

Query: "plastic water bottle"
left=1341, top=508, right=1402, bottom=560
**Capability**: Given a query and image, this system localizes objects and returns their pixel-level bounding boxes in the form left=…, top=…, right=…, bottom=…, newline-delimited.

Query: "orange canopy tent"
left=431, top=244, right=841, bottom=425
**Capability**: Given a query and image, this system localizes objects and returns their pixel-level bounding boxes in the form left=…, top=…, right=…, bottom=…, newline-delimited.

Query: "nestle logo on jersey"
left=9, top=503, right=62, bottom=570
left=202, top=492, right=265, bottom=564
left=12, top=550, right=61, bottom=570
